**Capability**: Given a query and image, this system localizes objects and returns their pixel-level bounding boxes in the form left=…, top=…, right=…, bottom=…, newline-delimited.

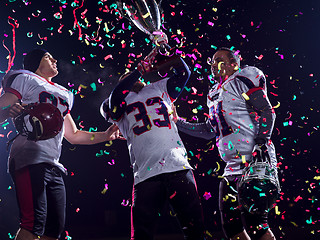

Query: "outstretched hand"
left=151, top=31, right=168, bottom=46
left=106, top=123, right=126, bottom=141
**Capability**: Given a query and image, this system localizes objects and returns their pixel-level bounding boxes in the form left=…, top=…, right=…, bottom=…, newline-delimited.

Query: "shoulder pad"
left=236, top=66, right=266, bottom=89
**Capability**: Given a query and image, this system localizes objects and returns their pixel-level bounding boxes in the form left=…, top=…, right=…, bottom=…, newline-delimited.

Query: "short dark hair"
left=217, top=47, right=241, bottom=66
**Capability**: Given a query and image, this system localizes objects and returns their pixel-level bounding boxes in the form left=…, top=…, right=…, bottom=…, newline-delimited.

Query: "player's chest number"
left=39, top=91, right=69, bottom=116
left=210, top=101, right=233, bottom=137
left=126, top=96, right=171, bottom=135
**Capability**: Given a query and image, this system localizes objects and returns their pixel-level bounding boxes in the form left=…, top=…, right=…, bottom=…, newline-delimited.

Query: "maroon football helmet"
left=14, top=102, right=63, bottom=141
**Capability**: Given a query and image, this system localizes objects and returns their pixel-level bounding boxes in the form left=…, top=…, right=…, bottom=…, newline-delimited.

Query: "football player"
left=174, top=48, right=279, bottom=240
left=100, top=34, right=205, bottom=240
left=0, top=49, right=123, bottom=240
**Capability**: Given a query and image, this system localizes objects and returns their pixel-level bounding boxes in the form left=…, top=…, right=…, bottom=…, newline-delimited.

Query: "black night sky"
left=0, top=0, right=319, bottom=239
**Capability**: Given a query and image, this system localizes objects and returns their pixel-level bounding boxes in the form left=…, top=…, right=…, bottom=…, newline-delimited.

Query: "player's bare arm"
left=63, top=114, right=124, bottom=145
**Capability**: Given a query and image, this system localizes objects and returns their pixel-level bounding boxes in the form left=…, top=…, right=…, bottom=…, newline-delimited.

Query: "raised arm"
left=109, top=70, right=142, bottom=121
left=166, top=57, right=191, bottom=100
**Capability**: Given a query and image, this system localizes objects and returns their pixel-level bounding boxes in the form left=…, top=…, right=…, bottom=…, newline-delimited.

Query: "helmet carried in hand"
left=14, top=102, right=63, bottom=141
left=238, top=144, right=281, bottom=215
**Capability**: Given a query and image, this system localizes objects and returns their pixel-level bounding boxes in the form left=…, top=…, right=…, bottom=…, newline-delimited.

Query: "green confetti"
left=253, top=186, right=262, bottom=191
left=90, top=82, right=97, bottom=91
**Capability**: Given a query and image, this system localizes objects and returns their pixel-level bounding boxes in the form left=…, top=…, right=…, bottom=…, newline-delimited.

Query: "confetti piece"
left=203, top=192, right=212, bottom=200
left=242, top=92, right=250, bottom=100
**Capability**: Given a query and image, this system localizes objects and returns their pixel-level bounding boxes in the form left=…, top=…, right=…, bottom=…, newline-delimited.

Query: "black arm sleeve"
left=246, top=89, right=276, bottom=144
left=175, top=118, right=216, bottom=140
left=166, top=58, right=191, bottom=100
left=109, top=70, right=142, bottom=121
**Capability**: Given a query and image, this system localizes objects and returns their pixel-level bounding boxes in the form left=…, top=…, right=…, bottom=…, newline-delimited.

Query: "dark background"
left=0, top=0, right=319, bottom=239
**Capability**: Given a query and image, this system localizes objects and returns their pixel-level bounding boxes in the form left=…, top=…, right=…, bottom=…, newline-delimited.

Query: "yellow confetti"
left=242, top=155, right=246, bottom=164
left=104, top=22, right=110, bottom=33
left=242, top=92, right=250, bottom=100
left=218, top=61, right=224, bottom=70
left=169, top=211, right=177, bottom=217
left=290, top=221, right=298, bottom=227
left=142, top=12, right=150, bottom=18
left=314, top=176, right=320, bottom=180
left=101, top=188, right=107, bottom=194
left=205, top=231, right=213, bottom=237
left=273, top=101, right=280, bottom=109
left=90, top=134, right=95, bottom=141
left=105, top=141, right=113, bottom=147
left=214, top=162, right=220, bottom=172
left=275, top=205, right=280, bottom=215
left=228, top=194, right=237, bottom=202
left=79, top=84, right=88, bottom=89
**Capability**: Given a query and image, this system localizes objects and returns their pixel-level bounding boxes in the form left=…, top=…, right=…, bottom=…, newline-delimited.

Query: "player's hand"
left=137, top=47, right=159, bottom=74
left=252, top=143, right=270, bottom=162
left=151, top=31, right=168, bottom=46
left=105, top=123, right=126, bottom=141
left=9, top=103, right=24, bottom=118
left=171, top=104, right=178, bottom=123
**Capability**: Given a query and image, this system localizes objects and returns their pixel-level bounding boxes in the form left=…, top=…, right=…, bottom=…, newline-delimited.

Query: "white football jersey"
left=107, top=78, right=192, bottom=185
left=207, top=66, right=277, bottom=176
left=2, top=70, right=74, bottom=173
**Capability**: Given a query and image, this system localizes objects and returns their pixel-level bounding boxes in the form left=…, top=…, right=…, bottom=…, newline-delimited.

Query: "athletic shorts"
left=219, top=175, right=269, bottom=239
left=11, top=163, right=66, bottom=238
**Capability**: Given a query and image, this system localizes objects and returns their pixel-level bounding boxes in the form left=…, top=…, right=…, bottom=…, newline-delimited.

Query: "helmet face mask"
left=238, top=160, right=280, bottom=215
left=14, top=102, right=63, bottom=141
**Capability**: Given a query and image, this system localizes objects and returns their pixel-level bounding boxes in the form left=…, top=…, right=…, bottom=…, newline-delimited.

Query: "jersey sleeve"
left=176, top=118, right=216, bottom=140
left=3, top=73, right=32, bottom=100
left=236, top=66, right=275, bottom=143
left=67, top=91, right=74, bottom=112
left=236, top=66, right=267, bottom=96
